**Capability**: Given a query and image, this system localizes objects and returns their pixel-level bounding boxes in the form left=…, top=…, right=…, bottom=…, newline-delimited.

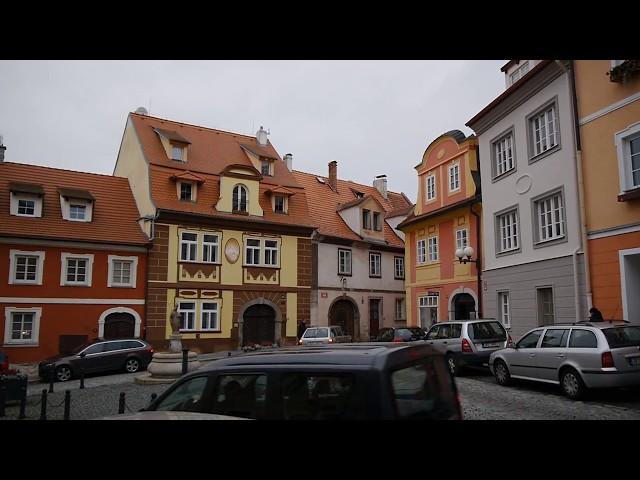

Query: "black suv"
left=142, top=343, right=462, bottom=420
left=377, top=327, right=427, bottom=342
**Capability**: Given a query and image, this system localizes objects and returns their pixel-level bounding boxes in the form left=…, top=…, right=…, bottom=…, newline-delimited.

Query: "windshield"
left=603, top=327, right=640, bottom=349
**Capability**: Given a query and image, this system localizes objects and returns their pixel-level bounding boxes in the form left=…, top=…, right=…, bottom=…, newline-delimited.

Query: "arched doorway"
left=452, top=293, right=476, bottom=320
left=329, top=299, right=356, bottom=339
left=242, top=304, right=276, bottom=347
left=103, top=312, right=136, bottom=339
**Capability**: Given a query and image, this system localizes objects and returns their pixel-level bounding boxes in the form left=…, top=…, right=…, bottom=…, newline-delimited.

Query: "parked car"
left=38, top=338, right=154, bottom=382
left=140, top=343, right=463, bottom=420
left=298, top=326, right=351, bottom=345
left=425, top=320, right=511, bottom=376
left=376, top=327, right=427, bottom=342
left=98, top=411, right=250, bottom=420
left=489, top=321, right=640, bottom=400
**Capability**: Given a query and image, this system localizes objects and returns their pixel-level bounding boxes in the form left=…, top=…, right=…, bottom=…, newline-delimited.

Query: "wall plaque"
left=225, top=238, right=240, bottom=264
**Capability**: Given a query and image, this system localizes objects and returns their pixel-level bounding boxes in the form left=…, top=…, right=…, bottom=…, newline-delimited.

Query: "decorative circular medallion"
left=437, top=148, right=445, bottom=159
left=515, top=174, right=532, bottom=195
left=225, top=238, right=240, bottom=263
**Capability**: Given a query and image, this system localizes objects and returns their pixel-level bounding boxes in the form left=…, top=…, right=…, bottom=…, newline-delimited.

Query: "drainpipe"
left=572, top=247, right=581, bottom=323
left=470, top=201, right=483, bottom=318
left=556, top=60, right=593, bottom=315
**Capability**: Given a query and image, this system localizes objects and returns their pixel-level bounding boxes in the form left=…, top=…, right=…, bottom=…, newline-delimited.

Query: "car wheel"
left=560, top=369, right=586, bottom=400
left=125, top=358, right=141, bottom=373
left=446, top=354, right=458, bottom=376
left=493, top=360, right=511, bottom=386
left=56, top=365, right=72, bottom=382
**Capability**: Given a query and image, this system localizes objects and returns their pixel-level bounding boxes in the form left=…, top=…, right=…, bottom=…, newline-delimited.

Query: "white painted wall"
left=337, top=205, right=361, bottom=236
left=385, top=215, right=406, bottom=240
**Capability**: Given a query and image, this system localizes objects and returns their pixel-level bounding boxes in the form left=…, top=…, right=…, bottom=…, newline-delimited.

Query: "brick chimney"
left=328, top=161, right=338, bottom=192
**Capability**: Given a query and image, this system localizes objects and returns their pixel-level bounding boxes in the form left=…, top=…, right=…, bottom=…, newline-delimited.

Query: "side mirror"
left=79, top=352, right=86, bottom=358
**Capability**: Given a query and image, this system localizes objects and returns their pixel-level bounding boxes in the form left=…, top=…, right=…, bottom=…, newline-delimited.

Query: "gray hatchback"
left=489, top=321, right=640, bottom=399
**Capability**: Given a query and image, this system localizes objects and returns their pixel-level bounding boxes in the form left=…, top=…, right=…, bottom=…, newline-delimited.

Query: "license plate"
left=630, top=357, right=640, bottom=366
left=483, top=342, right=500, bottom=348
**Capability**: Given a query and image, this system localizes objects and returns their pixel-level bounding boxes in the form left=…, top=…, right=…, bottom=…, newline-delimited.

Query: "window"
left=245, top=239, right=261, bottom=265
left=232, top=185, right=248, bottom=212
left=541, top=329, right=569, bottom=348
left=264, top=240, right=278, bottom=266
left=180, top=232, right=198, bottom=262
left=66, top=258, right=87, bottom=284
left=373, top=212, right=381, bottom=231
left=4, top=307, right=41, bottom=345
left=362, top=209, right=371, bottom=230
left=493, top=132, right=515, bottom=178
left=428, top=236, right=438, bottom=262
left=498, top=291, right=510, bottom=328
left=17, top=198, right=35, bottom=216
left=417, top=239, right=426, bottom=264
left=631, top=136, right=640, bottom=188
left=509, top=61, right=530, bottom=85
left=202, top=234, right=219, bottom=263
left=180, top=182, right=193, bottom=201
left=274, top=195, right=285, bottom=213
left=369, top=252, right=381, bottom=277
left=517, top=330, right=542, bottom=349
left=15, top=256, right=38, bottom=281
left=496, top=208, right=519, bottom=253
left=172, top=145, right=183, bottom=161
left=156, top=376, right=209, bottom=412
left=448, top=163, right=460, bottom=192
left=9, top=250, right=45, bottom=285
left=426, top=175, right=436, bottom=201
left=456, top=229, right=468, bottom=250
left=69, top=204, right=86, bottom=220
left=178, top=302, right=196, bottom=331
left=615, top=124, right=640, bottom=193
left=530, top=103, right=559, bottom=157
left=280, top=374, right=356, bottom=420
left=537, top=287, right=555, bottom=326
left=569, top=329, right=598, bottom=348
left=108, top=255, right=138, bottom=288
left=338, top=249, right=352, bottom=275
left=201, top=303, right=219, bottom=331
left=534, top=191, right=565, bottom=243
left=419, top=295, right=438, bottom=329
left=394, top=256, right=404, bottom=279
left=395, top=298, right=405, bottom=320
left=261, top=160, right=270, bottom=176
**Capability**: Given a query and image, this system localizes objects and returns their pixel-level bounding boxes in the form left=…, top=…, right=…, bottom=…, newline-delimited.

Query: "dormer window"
left=172, top=145, right=184, bottom=161
left=180, top=182, right=193, bottom=201
left=261, top=160, right=271, bottom=176
left=274, top=195, right=285, bottom=213
left=58, top=188, right=94, bottom=223
left=373, top=212, right=382, bottom=231
left=69, top=204, right=87, bottom=220
left=362, top=209, right=371, bottom=230
left=9, top=183, right=44, bottom=218
left=18, top=198, right=36, bottom=216
left=233, top=184, right=248, bottom=212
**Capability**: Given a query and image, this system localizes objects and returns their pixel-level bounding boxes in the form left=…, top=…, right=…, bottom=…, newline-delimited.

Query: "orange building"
left=0, top=161, right=149, bottom=363
left=573, top=60, right=640, bottom=322
left=398, top=131, right=481, bottom=328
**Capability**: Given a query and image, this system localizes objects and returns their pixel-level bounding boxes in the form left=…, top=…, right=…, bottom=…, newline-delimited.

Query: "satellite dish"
left=135, top=107, right=149, bottom=115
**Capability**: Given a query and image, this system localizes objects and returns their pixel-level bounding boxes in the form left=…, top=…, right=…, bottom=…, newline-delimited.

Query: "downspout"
left=470, top=201, right=483, bottom=318
left=572, top=247, right=581, bottom=323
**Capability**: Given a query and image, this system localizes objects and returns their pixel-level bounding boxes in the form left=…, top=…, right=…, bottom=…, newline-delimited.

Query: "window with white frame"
left=631, top=136, right=640, bottom=189
left=394, top=256, right=404, bottom=279
left=178, top=302, right=196, bottom=331
left=428, top=236, right=438, bottom=262
left=456, top=229, right=468, bottom=250
left=369, top=252, right=381, bottom=277
left=426, top=175, right=436, bottom=201
left=69, top=204, right=87, bottom=221
left=202, top=234, right=219, bottom=263
left=373, top=212, right=382, bottom=231
left=108, top=255, right=137, bottom=288
left=264, top=240, right=278, bottom=266
left=4, top=308, right=41, bottom=345
left=615, top=124, right=640, bottom=193
left=232, top=185, right=248, bottom=212
left=180, top=232, right=198, bottom=262
left=201, top=302, right=219, bottom=331
left=61, top=253, right=94, bottom=286
left=448, top=164, right=460, bottom=192
left=509, top=61, right=530, bottom=85
left=17, top=198, right=35, bottom=216
left=496, top=209, right=519, bottom=253
left=179, top=182, right=193, bottom=201
left=245, top=239, right=261, bottom=265
left=261, top=160, right=271, bottom=176
left=10, top=193, right=42, bottom=217
left=338, top=249, right=352, bottom=275
left=535, top=191, right=565, bottom=243
left=419, top=295, right=438, bottom=329
left=9, top=250, right=45, bottom=285
left=395, top=298, right=405, bottom=320
left=530, top=103, right=558, bottom=157
left=362, top=209, right=371, bottom=230
left=172, top=145, right=184, bottom=161
left=274, top=195, right=285, bottom=213
left=498, top=291, right=510, bottom=328
left=417, top=239, right=426, bottom=264
left=493, top=132, right=515, bottom=177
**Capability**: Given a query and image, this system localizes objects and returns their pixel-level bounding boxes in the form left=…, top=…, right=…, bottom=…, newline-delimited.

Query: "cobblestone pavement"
left=457, top=369, right=640, bottom=420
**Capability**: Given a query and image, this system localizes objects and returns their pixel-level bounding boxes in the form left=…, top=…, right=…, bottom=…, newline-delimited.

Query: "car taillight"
left=462, top=338, right=473, bottom=353
left=507, top=335, right=514, bottom=348
left=393, top=337, right=404, bottom=343
left=602, top=351, right=614, bottom=368
left=328, top=338, right=334, bottom=343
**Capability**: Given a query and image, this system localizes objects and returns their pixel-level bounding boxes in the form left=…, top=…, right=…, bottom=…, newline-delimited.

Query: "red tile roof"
left=292, top=170, right=411, bottom=247
left=0, top=162, right=149, bottom=246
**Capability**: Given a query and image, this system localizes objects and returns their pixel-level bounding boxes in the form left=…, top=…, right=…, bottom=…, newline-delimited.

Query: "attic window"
left=172, top=145, right=184, bottom=161
left=373, top=212, right=382, bottom=231
left=261, top=160, right=271, bottom=176
left=70, top=204, right=87, bottom=220
left=353, top=190, right=364, bottom=199
left=58, top=188, right=94, bottom=222
left=274, top=195, right=286, bottom=214
left=180, top=182, right=194, bottom=201
left=316, top=177, right=326, bottom=184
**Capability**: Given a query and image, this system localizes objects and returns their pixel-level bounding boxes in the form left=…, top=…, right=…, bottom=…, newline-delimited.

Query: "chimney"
left=283, top=153, right=293, bottom=172
left=0, top=135, right=5, bottom=163
left=373, top=175, right=388, bottom=200
left=328, top=161, right=338, bottom=192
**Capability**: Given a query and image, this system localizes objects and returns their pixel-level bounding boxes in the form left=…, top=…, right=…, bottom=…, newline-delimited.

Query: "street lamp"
left=455, top=246, right=480, bottom=268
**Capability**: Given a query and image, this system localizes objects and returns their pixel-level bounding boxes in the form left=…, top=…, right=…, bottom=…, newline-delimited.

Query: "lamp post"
left=455, top=246, right=481, bottom=319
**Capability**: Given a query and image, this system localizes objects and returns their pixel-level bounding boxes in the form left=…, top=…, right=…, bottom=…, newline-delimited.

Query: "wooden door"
left=369, top=299, right=380, bottom=339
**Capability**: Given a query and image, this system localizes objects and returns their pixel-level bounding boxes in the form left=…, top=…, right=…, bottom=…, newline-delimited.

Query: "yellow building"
left=114, top=112, right=314, bottom=351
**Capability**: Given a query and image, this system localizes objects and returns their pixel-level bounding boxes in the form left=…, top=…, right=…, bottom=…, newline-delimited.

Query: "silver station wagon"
left=489, top=321, right=640, bottom=399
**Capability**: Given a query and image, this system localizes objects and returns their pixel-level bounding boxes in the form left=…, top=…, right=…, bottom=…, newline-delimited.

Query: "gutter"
left=470, top=201, right=483, bottom=318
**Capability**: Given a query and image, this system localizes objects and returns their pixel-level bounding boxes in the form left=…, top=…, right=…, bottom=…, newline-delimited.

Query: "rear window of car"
left=603, top=327, right=640, bottom=349
left=569, top=329, right=598, bottom=348
left=390, top=357, right=458, bottom=420
left=378, top=329, right=395, bottom=342
left=469, top=322, right=507, bottom=341
left=303, top=328, right=324, bottom=339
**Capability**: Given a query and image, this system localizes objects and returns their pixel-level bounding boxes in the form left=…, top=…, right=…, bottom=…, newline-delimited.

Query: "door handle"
left=556, top=354, right=565, bottom=358
left=529, top=353, right=536, bottom=357
left=443, top=341, right=448, bottom=344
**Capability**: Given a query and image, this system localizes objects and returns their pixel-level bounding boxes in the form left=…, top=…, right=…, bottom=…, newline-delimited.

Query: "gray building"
left=466, top=60, right=588, bottom=340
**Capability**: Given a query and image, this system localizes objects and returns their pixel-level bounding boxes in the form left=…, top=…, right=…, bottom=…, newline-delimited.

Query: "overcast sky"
left=0, top=60, right=506, bottom=201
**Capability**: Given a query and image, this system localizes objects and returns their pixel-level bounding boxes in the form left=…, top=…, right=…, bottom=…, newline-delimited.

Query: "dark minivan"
left=38, top=338, right=154, bottom=382
left=377, top=327, right=427, bottom=342
left=140, top=343, right=462, bottom=420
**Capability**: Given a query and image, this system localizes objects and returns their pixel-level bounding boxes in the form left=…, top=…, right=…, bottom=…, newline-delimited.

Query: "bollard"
left=18, top=380, right=27, bottom=419
left=79, top=369, right=85, bottom=389
left=118, top=392, right=125, bottom=414
left=228, top=351, right=231, bottom=357
left=64, top=390, right=71, bottom=421
left=182, top=348, right=189, bottom=375
left=40, top=389, right=47, bottom=421
left=48, top=366, right=55, bottom=393
left=0, top=379, right=6, bottom=418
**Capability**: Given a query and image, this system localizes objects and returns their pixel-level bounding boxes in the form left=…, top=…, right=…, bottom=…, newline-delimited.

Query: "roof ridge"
left=292, top=168, right=404, bottom=197
left=2, top=162, right=127, bottom=181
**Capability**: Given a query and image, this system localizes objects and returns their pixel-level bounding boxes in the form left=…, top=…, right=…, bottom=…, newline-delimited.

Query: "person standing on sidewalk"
left=297, top=320, right=307, bottom=341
